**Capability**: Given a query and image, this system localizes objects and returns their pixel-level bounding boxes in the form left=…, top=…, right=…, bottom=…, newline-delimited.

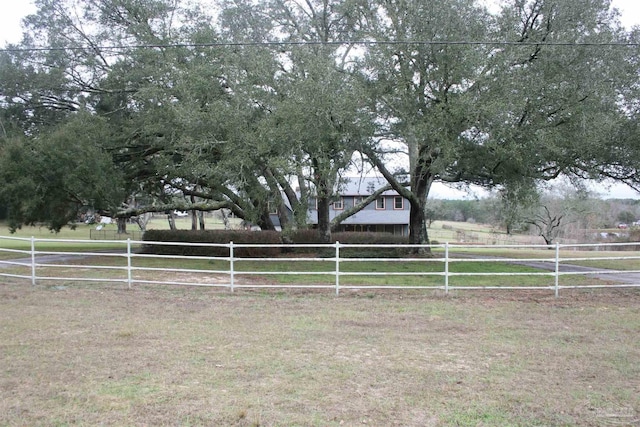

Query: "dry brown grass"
left=1, top=283, right=639, bottom=426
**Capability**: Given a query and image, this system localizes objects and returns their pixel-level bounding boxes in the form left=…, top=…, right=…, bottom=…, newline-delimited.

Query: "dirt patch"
left=137, top=270, right=233, bottom=285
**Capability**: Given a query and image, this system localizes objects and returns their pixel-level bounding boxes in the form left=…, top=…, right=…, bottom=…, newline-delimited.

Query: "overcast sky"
left=0, top=0, right=638, bottom=199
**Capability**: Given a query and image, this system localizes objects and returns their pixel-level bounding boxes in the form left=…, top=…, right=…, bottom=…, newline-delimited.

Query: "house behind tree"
left=270, top=178, right=410, bottom=235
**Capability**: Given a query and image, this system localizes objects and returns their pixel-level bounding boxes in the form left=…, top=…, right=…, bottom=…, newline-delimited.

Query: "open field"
left=0, top=215, right=238, bottom=239
left=1, top=283, right=639, bottom=426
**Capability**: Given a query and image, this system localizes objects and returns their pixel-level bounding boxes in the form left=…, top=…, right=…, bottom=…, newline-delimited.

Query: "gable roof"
left=335, top=177, right=400, bottom=196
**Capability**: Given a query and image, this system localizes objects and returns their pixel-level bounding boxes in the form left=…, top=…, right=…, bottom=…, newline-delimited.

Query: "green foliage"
left=0, top=114, right=125, bottom=232
left=284, top=229, right=326, bottom=245
left=361, top=0, right=639, bottom=244
left=141, top=230, right=282, bottom=257
left=497, top=181, right=540, bottom=234
left=1, top=0, right=638, bottom=242
left=617, top=211, right=636, bottom=225
left=141, top=229, right=413, bottom=259
left=285, top=230, right=411, bottom=257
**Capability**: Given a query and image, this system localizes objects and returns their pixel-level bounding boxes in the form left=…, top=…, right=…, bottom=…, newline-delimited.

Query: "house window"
left=394, top=196, right=403, bottom=210
left=354, top=196, right=365, bottom=206
left=267, top=201, right=278, bottom=215
left=333, top=198, right=344, bottom=210
left=376, top=197, right=385, bottom=210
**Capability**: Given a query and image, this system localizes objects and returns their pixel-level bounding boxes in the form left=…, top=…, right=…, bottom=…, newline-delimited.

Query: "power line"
left=1, top=39, right=639, bottom=53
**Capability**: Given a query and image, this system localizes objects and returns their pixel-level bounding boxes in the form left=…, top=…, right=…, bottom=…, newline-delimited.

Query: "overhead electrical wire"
left=1, top=39, right=639, bottom=53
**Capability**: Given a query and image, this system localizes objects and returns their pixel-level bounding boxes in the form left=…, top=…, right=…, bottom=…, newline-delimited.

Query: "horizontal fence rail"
left=1, top=236, right=639, bottom=297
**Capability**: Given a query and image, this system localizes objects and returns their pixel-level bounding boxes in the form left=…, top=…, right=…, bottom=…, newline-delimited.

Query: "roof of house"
left=336, top=177, right=400, bottom=196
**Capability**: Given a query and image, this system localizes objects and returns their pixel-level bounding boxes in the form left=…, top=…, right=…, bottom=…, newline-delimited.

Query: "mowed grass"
left=1, top=283, right=638, bottom=426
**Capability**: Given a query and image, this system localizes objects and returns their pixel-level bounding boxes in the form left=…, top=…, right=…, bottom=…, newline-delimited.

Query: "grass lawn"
left=0, top=283, right=638, bottom=426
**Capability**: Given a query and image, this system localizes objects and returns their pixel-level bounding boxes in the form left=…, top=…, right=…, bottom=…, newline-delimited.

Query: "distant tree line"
left=429, top=189, right=640, bottom=244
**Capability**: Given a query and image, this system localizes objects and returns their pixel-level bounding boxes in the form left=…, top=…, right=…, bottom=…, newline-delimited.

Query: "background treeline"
left=428, top=196, right=640, bottom=230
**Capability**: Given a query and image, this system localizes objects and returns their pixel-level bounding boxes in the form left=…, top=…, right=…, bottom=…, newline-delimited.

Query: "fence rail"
left=1, top=236, right=639, bottom=297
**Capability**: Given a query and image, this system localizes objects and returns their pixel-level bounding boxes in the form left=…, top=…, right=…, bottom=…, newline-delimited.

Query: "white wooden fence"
left=1, top=235, right=639, bottom=297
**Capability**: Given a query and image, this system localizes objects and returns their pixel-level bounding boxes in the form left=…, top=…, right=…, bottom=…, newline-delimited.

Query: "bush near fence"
left=294, top=231, right=411, bottom=258
left=142, top=229, right=412, bottom=258
left=142, top=230, right=282, bottom=257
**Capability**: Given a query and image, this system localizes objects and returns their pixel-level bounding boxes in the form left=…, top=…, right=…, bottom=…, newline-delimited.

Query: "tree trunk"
left=198, top=211, right=205, bottom=230
left=317, top=196, right=332, bottom=243
left=221, top=209, right=230, bottom=230
left=409, top=200, right=428, bottom=244
left=257, top=210, right=276, bottom=231
left=190, top=195, right=198, bottom=230
left=262, top=165, right=290, bottom=230
left=117, top=217, right=127, bottom=234
left=408, top=197, right=431, bottom=254
left=167, top=212, right=176, bottom=230
left=191, top=211, right=198, bottom=230
left=361, top=143, right=433, bottom=252
left=312, top=158, right=334, bottom=243
left=408, top=162, right=433, bottom=254
left=294, top=164, right=310, bottom=228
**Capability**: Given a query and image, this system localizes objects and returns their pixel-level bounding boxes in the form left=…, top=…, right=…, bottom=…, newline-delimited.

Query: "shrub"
left=286, top=229, right=327, bottom=245
left=334, top=232, right=411, bottom=258
left=612, top=229, right=640, bottom=251
left=285, top=230, right=412, bottom=257
left=142, top=229, right=424, bottom=258
left=141, top=230, right=281, bottom=257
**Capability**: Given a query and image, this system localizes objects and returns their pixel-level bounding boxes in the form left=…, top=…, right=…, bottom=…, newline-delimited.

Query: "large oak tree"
left=359, top=0, right=639, bottom=248
left=1, top=0, right=638, bottom=239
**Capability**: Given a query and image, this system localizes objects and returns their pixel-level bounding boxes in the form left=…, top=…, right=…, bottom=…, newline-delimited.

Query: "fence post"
left=126, top=238, right=132, bottom=289
left=444, top=242, right=449, bottom=294
left=554, top=242, right=560, bottom=298
left=31, top=237, right=36, bottom=286
left=229, top=241, right=235, bottom=293
left=335, top=241, right=340, bottom=296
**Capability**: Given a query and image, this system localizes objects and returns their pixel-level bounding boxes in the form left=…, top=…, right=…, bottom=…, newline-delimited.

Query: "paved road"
left=0, top=253, right=123, bottom=269
left=520, top=261, right=640, bottom=285
left=451, top=253, right=640, bottom=285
